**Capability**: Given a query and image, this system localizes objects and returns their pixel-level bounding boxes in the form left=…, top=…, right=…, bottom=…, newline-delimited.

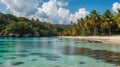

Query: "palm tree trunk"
left=108, top=28, right=111, bottom=35
left=94, top=25, right=97, bottom=35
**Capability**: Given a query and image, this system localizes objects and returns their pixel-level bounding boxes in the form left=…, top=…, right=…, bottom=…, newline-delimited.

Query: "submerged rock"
left=6, top=57, right=16, bottom=59
left=18, top=50, right=29, bottom=53
left=0, top=50, right=13, bottom=53
left=79, top=62, right=85, bottom=64
left=46, top=57, right=58, bottom=61
left=11, top=54, right=29, bottom=57
left=31, top=59, right=37, bottom=61
left=11, top=62, right=24, bottom=66
left=30, top=53, right=61, bottom=61
left=0, top=62, right=3, bottom=65
left=62, top=46, right=120, bottom=66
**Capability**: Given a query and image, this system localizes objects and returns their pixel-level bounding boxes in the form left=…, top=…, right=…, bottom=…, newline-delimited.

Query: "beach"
left=58, top=36, right=120, bottom=45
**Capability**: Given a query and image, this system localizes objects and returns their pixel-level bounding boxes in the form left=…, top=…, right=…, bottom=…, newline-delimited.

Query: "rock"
left=79, top=62, right=85, bottom=64
left=31, top=59, right=37, bottom=61
left=18, top=50, right=29, bottom=53
left=11, top=54, right=29, bottom=57
left=12, top=62, right=24, bottom=66
left=0, top=50, right=13, bottom=53
left=46, top=57, right=58, bottom=61
left=9, top=33, right=15, bottom=37
left=6, top=57, right=16, bottom=59
left=0, top=62, right=3, bottom=65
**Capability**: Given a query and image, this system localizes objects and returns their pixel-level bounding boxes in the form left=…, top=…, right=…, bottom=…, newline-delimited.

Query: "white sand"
left=58, top=36, right=120, bottom=45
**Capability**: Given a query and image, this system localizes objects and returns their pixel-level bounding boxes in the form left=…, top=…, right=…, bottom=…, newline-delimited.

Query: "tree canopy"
left=0, top=9, right=120, bottom=37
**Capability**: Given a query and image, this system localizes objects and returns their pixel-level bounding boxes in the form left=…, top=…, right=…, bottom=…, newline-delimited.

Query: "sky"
left=0, top=0, right=120, bottom=24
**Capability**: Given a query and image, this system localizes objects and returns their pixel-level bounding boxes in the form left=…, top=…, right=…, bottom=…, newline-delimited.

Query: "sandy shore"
left=58, top=36, right=120, bottom=45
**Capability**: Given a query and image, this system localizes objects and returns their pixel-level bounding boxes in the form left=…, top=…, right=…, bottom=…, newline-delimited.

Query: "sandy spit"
left=58, top=36, right=120, bottom=45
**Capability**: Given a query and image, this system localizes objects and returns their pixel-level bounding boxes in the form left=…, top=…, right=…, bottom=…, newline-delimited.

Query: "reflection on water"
left=0, top=37, right=120, bottom=66
left=63, top=46, right=120, bottom=66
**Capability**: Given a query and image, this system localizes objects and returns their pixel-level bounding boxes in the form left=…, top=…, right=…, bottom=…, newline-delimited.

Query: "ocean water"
left=0, top=37, right=120, bottom=67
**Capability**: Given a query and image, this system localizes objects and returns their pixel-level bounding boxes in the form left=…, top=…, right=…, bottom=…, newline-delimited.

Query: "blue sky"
left=67, top=0, right=120, bottom=13
left=0, top=0, right=120, bottom=24
left=0, top=3, right=8, bottom=13
left=1, top=0, right=120, bottom=13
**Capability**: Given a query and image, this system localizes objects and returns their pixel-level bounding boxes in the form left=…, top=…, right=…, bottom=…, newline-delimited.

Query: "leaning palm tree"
left=89, top=10, right=101, bottom=35
left=101, top=10, right=114, bottom=35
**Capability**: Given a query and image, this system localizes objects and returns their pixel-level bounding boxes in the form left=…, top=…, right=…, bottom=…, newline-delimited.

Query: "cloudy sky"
left=0, top=0, right=120, bottom=24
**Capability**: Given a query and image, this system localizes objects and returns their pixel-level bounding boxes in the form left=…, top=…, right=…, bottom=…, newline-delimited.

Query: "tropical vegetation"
left=0, top=9, right=120, bottom=37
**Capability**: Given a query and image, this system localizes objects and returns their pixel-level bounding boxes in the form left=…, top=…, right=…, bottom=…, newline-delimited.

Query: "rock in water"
left=12, top=62, right=24, bottom=66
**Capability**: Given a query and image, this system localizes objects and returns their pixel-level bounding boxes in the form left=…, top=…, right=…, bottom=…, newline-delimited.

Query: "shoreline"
left=58, top=36, right=120, bottom=45
left=0, top=36, right=120, bottom=45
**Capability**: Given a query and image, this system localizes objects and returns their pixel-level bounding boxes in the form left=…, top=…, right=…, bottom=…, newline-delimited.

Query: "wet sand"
left=58, top=36, right=120, bottom=45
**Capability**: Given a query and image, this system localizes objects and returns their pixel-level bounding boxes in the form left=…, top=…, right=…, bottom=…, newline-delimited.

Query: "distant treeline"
left=0, top=9, right=120, bottom=37
left=0, top=13, right=69, bottom=37
left=61, top=10, right=120, bottom=36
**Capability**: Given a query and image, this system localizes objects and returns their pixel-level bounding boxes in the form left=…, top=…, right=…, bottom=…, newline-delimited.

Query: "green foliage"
left=17, top=17, right=30, bottom=22
left=0, top=13, right=8, bottom=24
left=62, top=10, right=120, bottom=36
left=1, top=9, right=120, bottom=37
left=0, top=13, right=63, bottom=37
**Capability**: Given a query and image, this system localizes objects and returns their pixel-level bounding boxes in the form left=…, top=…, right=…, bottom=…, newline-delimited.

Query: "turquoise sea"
left=0, top=37, right=120, bottom=67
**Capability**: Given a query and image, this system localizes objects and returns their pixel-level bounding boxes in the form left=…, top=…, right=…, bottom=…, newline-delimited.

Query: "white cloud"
left=70, top=8, right=89, bottom=23
left=1, top=0, right=41, bottom=17
left=57, top=7, right=70, bottom=24
left=112, top=2, right=120, bottom=13
left=1, top=0, right=89, bottom=24
left=57, top=1, right=68, bottom=7
left=37, top=0, right=71, bottom=24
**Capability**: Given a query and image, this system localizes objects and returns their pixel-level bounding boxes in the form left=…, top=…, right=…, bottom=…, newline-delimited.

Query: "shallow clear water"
left=0, top=37, right=120, bottom=67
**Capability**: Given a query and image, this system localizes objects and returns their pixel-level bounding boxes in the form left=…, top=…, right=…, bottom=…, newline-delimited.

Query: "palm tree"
left=89, top=10, right=101, bottom=35
left=76, top=18, right=86, bottom=35
left=101, top=10, right=114, bottom=35
left=114, top=9, right=120, bottom=28
left=84, top=16, right=90, bottom=30
left=83, top=16, right=92, bottom=35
